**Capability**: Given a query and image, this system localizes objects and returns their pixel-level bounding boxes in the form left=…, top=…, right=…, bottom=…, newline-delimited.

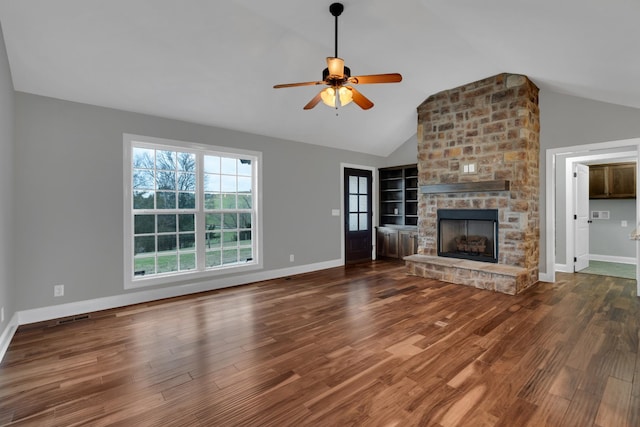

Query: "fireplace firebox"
left=437, top=209, right=498, bottom=263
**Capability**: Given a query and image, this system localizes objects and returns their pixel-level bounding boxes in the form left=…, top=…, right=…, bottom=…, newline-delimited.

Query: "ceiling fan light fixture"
left=321, top=86, right=353, bottom=108
left=327, top=57, right=345, bottom=78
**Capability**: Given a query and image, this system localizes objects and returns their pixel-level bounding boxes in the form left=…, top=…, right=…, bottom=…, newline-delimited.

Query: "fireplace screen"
left=437, top=209, right=498, bottom=263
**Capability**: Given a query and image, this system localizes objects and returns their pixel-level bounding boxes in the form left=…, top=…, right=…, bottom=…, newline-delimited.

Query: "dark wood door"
left=344, top=168, right=373, bottom=263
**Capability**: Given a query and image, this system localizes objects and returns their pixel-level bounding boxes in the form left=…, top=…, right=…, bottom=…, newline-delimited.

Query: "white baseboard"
left=2, top=259, right=342, bottom=363
left=554, top=263, right=572, bottom=273
left=538, top=272, right=554, bottom=282
left=0, top=312, right=19, bottom=363
left=589, top=254, right=636, bottom=265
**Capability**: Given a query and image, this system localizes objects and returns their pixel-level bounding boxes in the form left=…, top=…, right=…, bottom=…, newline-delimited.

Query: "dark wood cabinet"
left=377, top=164, right=419, bottom=259
left=376, top=226, right=399, bottom=258
left=399, top=229, right=419, bottom=258
left=589, top=163, right=636, bottom=199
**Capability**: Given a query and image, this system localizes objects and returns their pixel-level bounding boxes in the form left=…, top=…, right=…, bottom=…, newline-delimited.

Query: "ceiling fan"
left=273, top=2, right=402, bottom=110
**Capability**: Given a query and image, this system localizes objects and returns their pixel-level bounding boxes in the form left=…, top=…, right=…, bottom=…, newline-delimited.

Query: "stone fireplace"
left=405, top=73, right=540, bottom=295
left=438, top=208, right=499, bottom=263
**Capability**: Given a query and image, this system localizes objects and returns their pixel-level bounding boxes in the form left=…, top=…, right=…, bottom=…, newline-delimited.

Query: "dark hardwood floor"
left=1, top=261, right=639, bottom=426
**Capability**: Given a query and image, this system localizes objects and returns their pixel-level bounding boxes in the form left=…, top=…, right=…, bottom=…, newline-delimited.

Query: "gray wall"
left=385, top=133, right=418, bottom=167
left=13, top=93, right=385, bottom=311
left=589, top=199, right=636, bottom=259
left=539, top=89, right=640, bottom=275
left=0, top=23, right=15, bottom=331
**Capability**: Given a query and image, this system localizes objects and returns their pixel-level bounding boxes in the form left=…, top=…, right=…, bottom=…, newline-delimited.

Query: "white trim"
left=554, top=263, right=572, bottom=273
left=545, top=137, right=640, bottom=284
left=589, top=254, right=636, bottom=265
left=0, top=312, right=19, bottom=363
left=340, top=163, right=378, bottom=262
left=16, top=259, right=342, bottom=327
left=538, top=272, right=554, bottom=282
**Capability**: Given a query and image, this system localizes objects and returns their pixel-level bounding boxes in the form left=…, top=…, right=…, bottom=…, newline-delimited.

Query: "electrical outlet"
left=54, top=284, right=64, bottom=297
left=622, top=220, right=628, bottom=227
left=289, top=254, right=295, bottom=262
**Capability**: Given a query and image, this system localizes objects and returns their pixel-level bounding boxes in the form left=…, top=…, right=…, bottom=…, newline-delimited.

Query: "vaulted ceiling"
left=1, top=0, right=638, bottom=156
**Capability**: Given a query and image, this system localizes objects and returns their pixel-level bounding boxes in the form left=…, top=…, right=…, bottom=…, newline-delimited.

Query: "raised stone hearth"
left=406, top=73, right=540, bottom=294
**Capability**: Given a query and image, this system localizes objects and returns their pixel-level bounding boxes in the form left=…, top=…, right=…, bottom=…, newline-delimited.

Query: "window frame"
left=123, top=133, right=262, bottom=289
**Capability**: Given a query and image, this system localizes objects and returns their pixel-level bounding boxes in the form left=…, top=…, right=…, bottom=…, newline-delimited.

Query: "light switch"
left=622, top=220, right=628, bottom=227
left=331, top=209, right=340, bottom=216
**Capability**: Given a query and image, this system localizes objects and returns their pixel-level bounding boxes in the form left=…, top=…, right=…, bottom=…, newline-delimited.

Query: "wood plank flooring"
left=1, top=261, right=639, bottom=426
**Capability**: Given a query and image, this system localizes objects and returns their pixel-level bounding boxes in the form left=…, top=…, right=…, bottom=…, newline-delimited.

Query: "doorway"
left=343, top=168, right=373, bottom=264
left=545, top=138, right=640, bottom=293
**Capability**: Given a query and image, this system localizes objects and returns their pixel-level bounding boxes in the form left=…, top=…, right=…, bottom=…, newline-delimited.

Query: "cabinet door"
left=399, top=230, right=418, bottom=258
left=609, top=164, right=636, bottom=198
left=386, top=230, right=399, bottom=258
left=589, top=166, right=607, bottom=198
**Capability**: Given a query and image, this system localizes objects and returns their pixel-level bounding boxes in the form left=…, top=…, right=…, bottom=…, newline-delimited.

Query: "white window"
left=124, top=134, right=261, bottom=288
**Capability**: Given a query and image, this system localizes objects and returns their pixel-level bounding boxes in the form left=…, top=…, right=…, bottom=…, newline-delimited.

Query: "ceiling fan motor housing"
left=323, top=65, right=351, bottom=82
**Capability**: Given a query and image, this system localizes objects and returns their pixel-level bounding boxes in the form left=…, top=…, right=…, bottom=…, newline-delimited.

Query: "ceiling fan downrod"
left=329, top=3, right=344, bottom=59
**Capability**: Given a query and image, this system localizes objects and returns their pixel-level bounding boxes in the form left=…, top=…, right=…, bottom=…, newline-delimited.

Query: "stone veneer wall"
left=415, top=73, right=540, bottom=291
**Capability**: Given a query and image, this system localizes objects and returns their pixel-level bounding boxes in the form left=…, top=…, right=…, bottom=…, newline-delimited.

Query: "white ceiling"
left=1, top=0, right=639, bottom=156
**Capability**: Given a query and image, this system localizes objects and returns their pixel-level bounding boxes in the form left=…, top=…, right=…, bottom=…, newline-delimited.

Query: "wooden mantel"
left=420, top=180, right=510, bottom=194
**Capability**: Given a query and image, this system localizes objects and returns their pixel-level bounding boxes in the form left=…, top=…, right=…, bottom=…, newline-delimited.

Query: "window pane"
left=204, top=156, right=220, bottom=173
left=133, top=169, right=154, bottom=190
left=206, top=250, right=221, bottom=267
left=204, top=193, right=221, bottom=209
left=223, top=213, right=237, bottom=229
left=134, top=236, right=155, bottom=255
left=158, top=234, right=177, bottom=252
left=133, top=191, right=154, bottom=209
left=206, top=231, right=221, bottom=248
left=179, top=214, right=194, bottom=232
left=178, top=192, right=196, bottom=209
left=223, top=231, right=238, bottom=246
left=349, top=214, right=358, bottom=231
left=134, top=256, right=155, bottom=276
left=179, top=252, right=196, bottom=271
left=221, top=175, right=236, bottom=192
left=238, top=176, right=251, bottom=193
left=349, top=195, right=358, bottom=213
left=239, top=213, right=251, bottom=229
left=133, top=147, right=154, bottom=168
left=237, top=194, right=252, bottom=209
left=156, top=192, right=176, bottom=209
left=239, top=230, right=251, bottom=245
left=206, top=213, right=221, bottom=230
left=240, top=247, right=252, bottom=261
left=134, top=215, right=155, bottom=234
left=221, top=157, right=236, bottom=175
left=238, top=159, right=251, bottom=176
left=204, top=174, right=220, bottom=192
left=177, top=172, right=196, bottom=191
left=177, top=152, right=195, bottom=172
left=157, top=255, right=178, bottom=273
left=222, top=194, right=236, bottom=209
left=179, top=233, right=195, bottom=250
left=349, top=176, right=358, bottom=193
left=157, top=215, right=176, bottom=233
left=156, top=171, right=176, bottom=190
left=223, top=249, right=238, bottom=265
left=359, top=177, right=367, bottom=193
left=156, top=151, right=176, bottom=170
left=359, top=213, right=368, bottom=231
left=359, top=195, right=368, bottom=212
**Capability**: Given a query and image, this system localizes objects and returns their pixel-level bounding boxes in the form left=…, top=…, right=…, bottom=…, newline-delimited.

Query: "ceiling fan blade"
left=348, top=73, right=402, bottom=85
left=274, top=81, right=325, bottom=89
left=347, top=86, right=374, bottom=110
left=303, top=91, right=323, bottom=110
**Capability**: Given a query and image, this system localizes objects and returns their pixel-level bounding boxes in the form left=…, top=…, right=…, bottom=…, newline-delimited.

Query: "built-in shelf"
left=379, top=164, right=418, bottom=227
left=420, top=180, right=510, bottom=194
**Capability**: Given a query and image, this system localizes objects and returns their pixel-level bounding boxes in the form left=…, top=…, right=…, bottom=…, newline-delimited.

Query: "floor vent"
left=56, top=314, right=90, bottom=325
